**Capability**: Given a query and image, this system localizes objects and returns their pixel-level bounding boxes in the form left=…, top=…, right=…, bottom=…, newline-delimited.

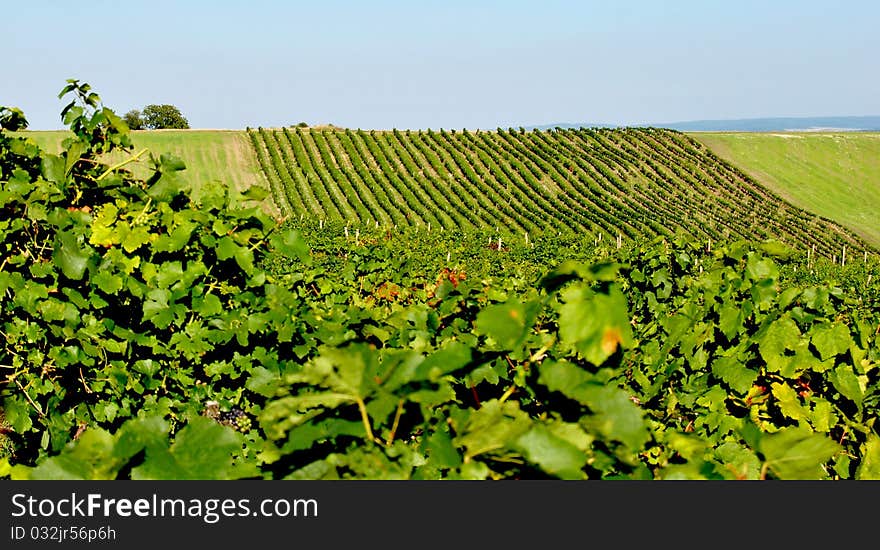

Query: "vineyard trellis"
left=247, top=127, right=875, bottom=259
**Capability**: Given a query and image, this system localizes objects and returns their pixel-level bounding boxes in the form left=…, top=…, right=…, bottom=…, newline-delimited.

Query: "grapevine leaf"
left=758, top=316, right=801, bottom=373
left=758, top=426, right=841, bottom=480
left=270, top=228, right=312, bottom=266
left=745, top=254, right=778, bottom=282
left=452, top=400, right=532, bottom=462
left=857, top=434, right=880, bottom=480
left=715, top=441, right=761, bottom=480
left=423, top=428, right=463, bottom=469
left=28, top=428, right=120, bottom=480
left=811, top=323, right=852, bottom=362
left=411, top=341, right=472, bottom=382
left=474, top=299, right=538, bottom=350
left=717, top=304, right=743, bottom=341
left=246, top=366, right=281, bottom=397
left=514, top=425, right=587, bottom=479
left=711, top=355, right=759, bottom=394
left=93, top=271, right=123, bottom=294
left=829, top=364, right=864, bottom=409
left=557, top=285, right=632, bottom=366
left=770, top=382, right=809, bottom=422
left=53, top=230, right=91, bottom=280
left=537, top=361, right=648, bottom=449
left=131, top=416, right=255, bottom=480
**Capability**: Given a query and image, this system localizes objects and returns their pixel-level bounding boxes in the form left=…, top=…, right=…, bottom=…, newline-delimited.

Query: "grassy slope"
left=18, top=129, right=877, bottom=253
left=691, top=132, right=880, bottom=248
left=19, top=130, right=274, bottom=214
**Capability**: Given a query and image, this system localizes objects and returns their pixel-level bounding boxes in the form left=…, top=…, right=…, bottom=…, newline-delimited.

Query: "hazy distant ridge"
left=528, top=115, right=880, bottom=132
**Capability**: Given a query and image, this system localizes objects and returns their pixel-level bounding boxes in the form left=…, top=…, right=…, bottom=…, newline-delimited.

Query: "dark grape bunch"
left=218, top=408, right=253, bottom=433
left=202, top=401, right=252, bottom=433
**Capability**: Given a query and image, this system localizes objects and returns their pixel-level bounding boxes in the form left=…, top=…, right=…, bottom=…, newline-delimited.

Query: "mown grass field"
left=692, top=132, right=880, bottom=248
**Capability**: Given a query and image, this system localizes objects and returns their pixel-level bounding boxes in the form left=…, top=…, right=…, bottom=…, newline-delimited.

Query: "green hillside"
left=249, top=126, right=873, bottom=259
left=19, top=129, right=269, bottom=209
left=17, top=127, right=877, bottom=259
left=692, top=132, right=880, bottom=247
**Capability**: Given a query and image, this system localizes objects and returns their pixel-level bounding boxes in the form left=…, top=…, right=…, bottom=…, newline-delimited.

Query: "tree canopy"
left=124, top=104, right=190, bottom=130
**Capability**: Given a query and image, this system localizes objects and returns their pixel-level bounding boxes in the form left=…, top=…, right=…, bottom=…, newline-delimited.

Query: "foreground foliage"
left=1, top=84, right=879, bottom=480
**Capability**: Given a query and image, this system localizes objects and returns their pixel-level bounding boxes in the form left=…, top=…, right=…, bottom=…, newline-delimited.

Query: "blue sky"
left=4, top=0, right=879, bottom=130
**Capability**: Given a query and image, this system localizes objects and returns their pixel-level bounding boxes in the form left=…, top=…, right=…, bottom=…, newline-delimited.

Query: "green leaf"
left=829, top=364, right=864, bottom=408
left=63, top=140, right=86, bottom=175
left=53, top=230, right=91, bottom=280
left=247, top=366, right=281, bottom=397
left=808, top=399, right=836, bottom=433
left=514, top=425, right=587, bottom=479
left=29, top=429, right=121, bottom=480
left=538, top=361, right=648, bottom=449
left=711, top=355, right=759, bottom=394
left=717, top=304, right=743, bottom=341
left=120, top=224, right=152, bottom=253
left=758, top=426, right=841, bottom=480
left=216, top=235, right=239, bottom=260
left=154, top=220, right=196, bottom=253
left=770, top=382, right=809, bottom=422
left=93, top=271, right=123, bottom=294
left=131, top=416, right=254, bottom=480
left=745, top=254, right=778, bottom=281
left=412, top=341, right=472, bottom=382
left=758, top=240, right=794, bottom=260
left=241, top=185, right=270, bottom=201
left=40, top=154, right=66, bottom=184
left=146, top=171, right=185, bottom=201
left=113, top=417, right=170, bottom=462
left=89, top=203, right=119, bottom=247
left=452, top=400, right=532, bottom=462
left=715, top=441, right=761, bottom=480
left=270, top=228, right=312, bottom=266
left=810, top=323, right=851, bottom=362
left=474, top=299, right=537, bottom=350
left=423, top=428, right=462, bottom=469
left=540, top=260, right=622, bottom=292
left=282, top=419, right=365, bottom=453
left=856, top=434, right=880, bottom=480
left=758, top=316, right=801, bottom=373
left=557, top=285, right=632, bottom=366
left=159, top=153, right=186, bottom=172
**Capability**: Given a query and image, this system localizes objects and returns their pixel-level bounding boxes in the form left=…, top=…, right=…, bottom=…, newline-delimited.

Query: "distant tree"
left=296, top=122, right=308, bottom=128
left=123, top=109, right=144, bottom=130
left=142, top=104, right=189, bottom=129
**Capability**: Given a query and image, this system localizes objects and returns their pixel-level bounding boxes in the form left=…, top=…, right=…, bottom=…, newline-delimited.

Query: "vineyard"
left=1, top=82, right=879, bottom=481
left=249, top=126, right=874, bottom=261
